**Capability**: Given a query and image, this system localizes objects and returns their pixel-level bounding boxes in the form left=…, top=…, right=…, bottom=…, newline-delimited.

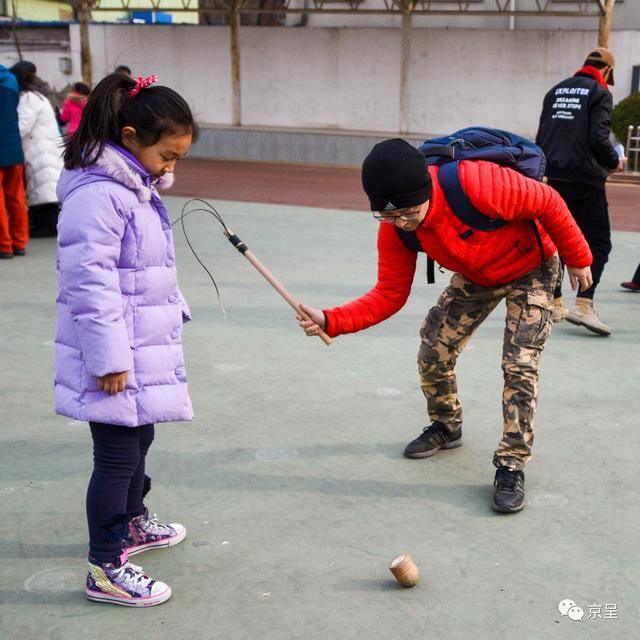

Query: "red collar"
left=574, top=65, right=609, bottom=90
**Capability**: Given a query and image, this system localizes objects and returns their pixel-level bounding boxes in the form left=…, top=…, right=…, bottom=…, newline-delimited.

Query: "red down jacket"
left=323, top=160, right=592, bottom=338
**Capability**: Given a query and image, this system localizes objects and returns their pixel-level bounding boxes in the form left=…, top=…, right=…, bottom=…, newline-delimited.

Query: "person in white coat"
left=10, top=61, right=63, bottom=237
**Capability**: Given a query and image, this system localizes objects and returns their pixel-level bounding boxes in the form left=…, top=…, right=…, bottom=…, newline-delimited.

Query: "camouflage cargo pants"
left=418, top=254, right=560, bottom=471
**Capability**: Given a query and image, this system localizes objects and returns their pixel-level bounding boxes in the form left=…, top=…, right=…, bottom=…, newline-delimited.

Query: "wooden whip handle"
left=226, top=231, right=331, bottom=346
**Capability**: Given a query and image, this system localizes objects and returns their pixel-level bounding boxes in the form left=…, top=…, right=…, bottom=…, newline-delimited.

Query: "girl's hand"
left=296, top=303, right=325, bottom=337
left=97, top=371, right=128, bottom=395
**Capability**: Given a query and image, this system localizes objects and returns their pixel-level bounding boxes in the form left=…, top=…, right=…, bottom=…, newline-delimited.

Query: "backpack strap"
left=423, top=144, right=456, bottom=160
left=528, top=220, right=547, bottom=274
left=396, top=228, right=422, bottom=252
left=438, top=161, right=508, bottom=232
left=396, top=228, right=435, bottom=284
left=395, top=161, right=546, bottom=284
left=427, top=256, right=435, bottom=284
left=439, top=161, right=546, bottom=269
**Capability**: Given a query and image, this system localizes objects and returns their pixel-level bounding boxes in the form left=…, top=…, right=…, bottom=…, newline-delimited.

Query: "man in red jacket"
left=298, top=139, right=592, bottom=513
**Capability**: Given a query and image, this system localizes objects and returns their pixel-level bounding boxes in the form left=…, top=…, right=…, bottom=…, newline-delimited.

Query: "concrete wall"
left=77, top=23, right=640, bottom=139
left=408, top=28, right=640, bottom=136
left=187, top=125, right=425, bottom=164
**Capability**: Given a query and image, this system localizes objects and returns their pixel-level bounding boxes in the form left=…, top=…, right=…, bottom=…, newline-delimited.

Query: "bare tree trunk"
left=398, top=6, right=413, bottom=134
left=230, top=3, right=242, bottom=126
left=77, top=2, right=93, bottom=87
left=598, top=0, right=616, bottom=48
left=11, top=0, right=23, bottom=61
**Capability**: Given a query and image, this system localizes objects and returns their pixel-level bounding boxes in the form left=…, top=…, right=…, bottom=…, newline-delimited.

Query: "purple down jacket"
left=55, top=144, right=193, bottom=427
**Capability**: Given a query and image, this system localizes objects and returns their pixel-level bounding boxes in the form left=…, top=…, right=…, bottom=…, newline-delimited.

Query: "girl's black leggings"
left=86, top=422, right=155, bottom=562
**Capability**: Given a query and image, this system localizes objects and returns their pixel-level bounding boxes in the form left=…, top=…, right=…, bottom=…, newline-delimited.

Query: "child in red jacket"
left=298, top=139, right=592, bottom=514
left=59, top=82, right=90, bottom=136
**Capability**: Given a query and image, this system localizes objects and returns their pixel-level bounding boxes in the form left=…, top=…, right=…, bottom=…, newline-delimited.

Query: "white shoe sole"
left=127, top=526, right=187, bottom=557
left=86, top=584, right=172, bottom=607
left=565, top=315, right=611, bottom=336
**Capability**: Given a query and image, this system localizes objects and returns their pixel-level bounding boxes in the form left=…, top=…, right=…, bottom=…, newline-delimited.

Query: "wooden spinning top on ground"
left=389, top=554, right=420, bottom=588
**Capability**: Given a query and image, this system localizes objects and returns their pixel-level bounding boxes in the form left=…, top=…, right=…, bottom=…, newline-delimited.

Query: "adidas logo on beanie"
left=361, top=139, right=432, bottom=212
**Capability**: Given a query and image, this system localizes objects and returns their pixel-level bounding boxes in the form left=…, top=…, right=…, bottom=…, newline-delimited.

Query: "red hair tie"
left=128, top=74, right=158, bottom=98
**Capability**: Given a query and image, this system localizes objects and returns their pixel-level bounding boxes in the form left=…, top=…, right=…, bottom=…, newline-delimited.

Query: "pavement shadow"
left=0, top=541, right=87, bottom=560
left=0, top=590, right=87, bottom=606
left=332, top=579, right=408, bottom=592
left=0, top=440, right=406, bottom=482
left=157, top=441, right=412, bottom=465
left=159, top=465, right=499, bottom=517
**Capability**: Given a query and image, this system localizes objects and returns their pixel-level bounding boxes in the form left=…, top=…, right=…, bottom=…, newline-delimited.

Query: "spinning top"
left=389, top=554, right=420, bottom=588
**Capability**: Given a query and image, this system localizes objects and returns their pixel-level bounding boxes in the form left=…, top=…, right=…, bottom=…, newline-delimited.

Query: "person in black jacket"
left=536, top=47, right=624, bottom=336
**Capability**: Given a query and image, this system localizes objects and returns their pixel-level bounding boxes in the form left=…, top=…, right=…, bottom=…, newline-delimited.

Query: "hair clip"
left=128, top=74, right=158, bottom=98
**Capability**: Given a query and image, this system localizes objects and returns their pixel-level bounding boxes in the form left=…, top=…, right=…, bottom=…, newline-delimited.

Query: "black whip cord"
left=171, top=198, right=232, bottom=316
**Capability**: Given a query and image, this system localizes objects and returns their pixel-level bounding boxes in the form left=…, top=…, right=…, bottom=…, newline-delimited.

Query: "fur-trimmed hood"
left=57, top=144, right=174, bottom=204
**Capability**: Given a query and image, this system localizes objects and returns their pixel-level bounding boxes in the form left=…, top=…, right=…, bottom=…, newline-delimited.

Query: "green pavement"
left=1, top=197, right=638, bottom=639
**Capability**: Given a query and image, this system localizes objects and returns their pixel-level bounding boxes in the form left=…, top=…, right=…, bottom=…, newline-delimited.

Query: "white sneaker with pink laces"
left=85, top=551, right=171, bottom=607
left=124, top=508, right=187, bottom=556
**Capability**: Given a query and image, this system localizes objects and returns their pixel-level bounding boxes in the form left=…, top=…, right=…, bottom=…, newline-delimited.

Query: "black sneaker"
left=403, top=421, right=462, bottom=459
left=491, top=467, right=525, bottom=513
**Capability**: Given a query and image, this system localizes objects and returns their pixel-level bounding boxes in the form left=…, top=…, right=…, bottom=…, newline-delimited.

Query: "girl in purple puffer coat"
left=56, top=72, right=198, bottom=608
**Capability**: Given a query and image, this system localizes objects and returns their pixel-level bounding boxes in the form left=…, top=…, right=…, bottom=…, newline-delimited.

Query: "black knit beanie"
left=361, top=139, right=432, bottom=212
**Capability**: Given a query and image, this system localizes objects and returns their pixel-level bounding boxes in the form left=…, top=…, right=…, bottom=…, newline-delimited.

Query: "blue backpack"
left=398, top=126, right=547, bottom=282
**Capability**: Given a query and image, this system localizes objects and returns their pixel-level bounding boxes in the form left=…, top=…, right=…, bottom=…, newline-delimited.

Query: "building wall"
left=91, top=0, right=199, bottom=24
left=75, top=23, right=640, bottom=138
left=10, top=0, right=72, bottom=21
left=8, top=0, right=638, bottom=30
left=0, top=27, right=75, bottom=92
left=9, top=0, right=198, bottom=24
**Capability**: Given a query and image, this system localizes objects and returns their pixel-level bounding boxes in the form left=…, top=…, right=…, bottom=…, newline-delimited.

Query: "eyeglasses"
left=373, top=208, right=422, bottom=223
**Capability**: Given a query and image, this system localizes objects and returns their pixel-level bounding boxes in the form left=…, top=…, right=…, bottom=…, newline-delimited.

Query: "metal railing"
left=91, top=0, right=603, bottom=15
left=624, top=125, right=640, bottom=174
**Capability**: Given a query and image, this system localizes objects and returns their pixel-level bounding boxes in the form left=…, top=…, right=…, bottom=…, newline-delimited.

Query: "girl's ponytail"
left=63, top=73, right=197, bottom=170
left=64, top=73, right=135, bottom=169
